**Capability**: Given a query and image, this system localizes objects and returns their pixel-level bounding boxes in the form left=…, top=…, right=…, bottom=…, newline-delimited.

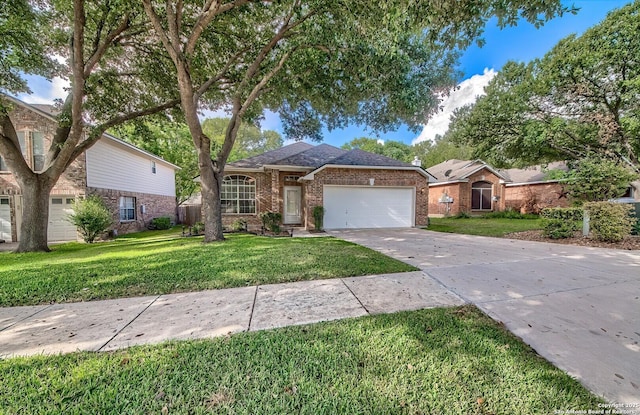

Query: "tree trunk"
left=199, top=163, right=225, bottom=242
left=15, top=176, right=55, bottom=253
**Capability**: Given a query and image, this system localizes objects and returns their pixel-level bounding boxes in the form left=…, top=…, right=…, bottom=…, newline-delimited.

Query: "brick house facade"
left=215, top=143, right=433, bottom=230
left=427, top=160, right=570, bottom=216
left=0, top=96, right=179, bottom=242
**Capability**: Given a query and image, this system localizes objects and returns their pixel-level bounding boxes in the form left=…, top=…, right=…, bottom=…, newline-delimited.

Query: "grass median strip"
left=0, top=230, right=416, bottom=307
left=0, top=306, right=602, bottom=414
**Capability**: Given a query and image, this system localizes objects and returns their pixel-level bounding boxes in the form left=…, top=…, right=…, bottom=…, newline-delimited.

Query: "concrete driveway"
left=331, top=228, right=640, bottom=404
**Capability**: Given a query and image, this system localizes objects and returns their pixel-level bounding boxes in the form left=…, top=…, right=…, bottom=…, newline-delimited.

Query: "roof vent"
left=411, top=156, right=422, bottom=167
left=444, top=169, right=452, bottom=177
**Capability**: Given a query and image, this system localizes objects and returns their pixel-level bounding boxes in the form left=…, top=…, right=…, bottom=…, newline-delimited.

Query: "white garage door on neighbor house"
left=0, top=197, right=11, bottom=241
left=48, top=197, right=78, bottom=241
left=323, top=186, right=415, bottom=229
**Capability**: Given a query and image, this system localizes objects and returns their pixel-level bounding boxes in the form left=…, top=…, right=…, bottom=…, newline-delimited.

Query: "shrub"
left=312, top=206, right=325, bottom=230
left=192, top=222, right=205, bottom=235
left=541, top=218, right=579, bottom=239
left=68, top=196, right=112, bottom=243
left=231, top=218, right=247, bottom=232
left=259, top=211, right=282, bottom=234
left=584, top=202, right=634, bottom=242
left=454, top=211, right=471, bottom=219
left=541, top=207, right=582, bottom=239
left=149, top=216, right=172, bottom=230
left=564, top=158, right=638, bottom=203
left=541, top=207, right=583, bottom=222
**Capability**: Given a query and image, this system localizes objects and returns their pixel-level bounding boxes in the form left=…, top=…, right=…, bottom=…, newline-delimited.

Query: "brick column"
left=271, top=169, right=280, bottom=213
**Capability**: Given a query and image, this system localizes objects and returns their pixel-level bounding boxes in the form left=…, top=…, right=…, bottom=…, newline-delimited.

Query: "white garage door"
left=323, top=186, right=414, bottom=229
left=0, top=197, right=11, bottom=241
left=48, top=197, right=78, bottom=241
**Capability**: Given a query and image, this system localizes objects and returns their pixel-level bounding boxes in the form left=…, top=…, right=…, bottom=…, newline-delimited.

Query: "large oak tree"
left=0, top=0, right=180, bottom=252
left=141, top=0, right=573, bottom=242
left=448, top=1, right=640, bottom=169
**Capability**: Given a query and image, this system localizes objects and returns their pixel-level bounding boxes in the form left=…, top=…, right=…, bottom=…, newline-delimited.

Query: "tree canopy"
left=341, top=138, right=413, bottom=163
left=201, top=118, right=282, bottom=162
left=448, top=1, right=640, bottom=169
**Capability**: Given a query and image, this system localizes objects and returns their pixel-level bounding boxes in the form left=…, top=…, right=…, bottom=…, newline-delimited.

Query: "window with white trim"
left=119, top=196, right=136, bottom=221
left=221, top=175, right=256, bottom=214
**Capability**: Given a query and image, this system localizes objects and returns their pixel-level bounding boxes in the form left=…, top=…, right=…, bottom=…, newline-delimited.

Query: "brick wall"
left=303, top=168, right=429, bottom=229
left=428, top=168, right=504, bottom=216
left=88, top=187, right=176, bottom=235
left=504, top=183, right=570, bottom=213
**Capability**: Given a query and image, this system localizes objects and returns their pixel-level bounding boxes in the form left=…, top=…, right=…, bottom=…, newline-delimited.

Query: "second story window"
left=17, top=131, right=45, bottom=172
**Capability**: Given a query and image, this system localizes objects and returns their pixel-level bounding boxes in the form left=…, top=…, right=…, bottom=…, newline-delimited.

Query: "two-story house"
left=0, top=96, right=179, bottom=242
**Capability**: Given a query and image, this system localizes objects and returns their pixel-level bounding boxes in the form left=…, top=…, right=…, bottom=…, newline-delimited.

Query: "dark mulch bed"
left=505, top=230, right=640, bottom=250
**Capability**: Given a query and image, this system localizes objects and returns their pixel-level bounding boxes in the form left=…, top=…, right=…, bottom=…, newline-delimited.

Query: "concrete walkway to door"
left=330, top=229, right=640, bottom=405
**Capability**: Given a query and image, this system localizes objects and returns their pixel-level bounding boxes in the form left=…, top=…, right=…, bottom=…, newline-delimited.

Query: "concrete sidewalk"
left=0, top=271, right=463, bottom=357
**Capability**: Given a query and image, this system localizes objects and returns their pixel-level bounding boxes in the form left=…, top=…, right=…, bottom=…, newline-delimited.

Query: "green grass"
left=0, top=306, right=602, bottom=414
left=0, top=229, right=415, bottom=307
left=427, top=217, right=544, bottom=237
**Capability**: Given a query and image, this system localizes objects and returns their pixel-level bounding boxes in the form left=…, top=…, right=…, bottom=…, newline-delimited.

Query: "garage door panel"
left=323, top=186, right=414, bottom=229
left=48, top=197, right=78, bottom=241
left=0, top=197, right=11, bottom=241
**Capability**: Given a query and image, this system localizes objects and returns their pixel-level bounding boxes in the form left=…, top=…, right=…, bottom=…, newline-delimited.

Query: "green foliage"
left=448, top=2, right=640, bottom=168
left=201, top=118, right=283, bottom=162
left=192, top=222, right=205, bottom=235
left=482, top=209, right=538, bottom=220
left=259, top=212, right=282, bottom=234
left=413, top=135, right=474, bottom=168
left=541, top=207, right=584, bottom=222
left=312, top=206, right=325, bottom=230
left=341, top=137, right=413, bottom=163
left=541, top=218, right=578, bottom=239
left=230, top=218, right=247, bottom=232
left=584, top=202, right=634, bottom=242
left=454, top=211, right=471, bottom=219
left=564, top=158, right=638, bottom=203
left=67, top=196, right=112, bottom=244
left=149, top=216, right=172, bottom=230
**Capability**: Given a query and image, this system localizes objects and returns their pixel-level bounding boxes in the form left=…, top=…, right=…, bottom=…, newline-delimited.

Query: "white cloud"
left=412, top=68, right=497, bottom=145
left=18, top=76, right=69, bottom=105
left=376, top=139, right=384, bottom=145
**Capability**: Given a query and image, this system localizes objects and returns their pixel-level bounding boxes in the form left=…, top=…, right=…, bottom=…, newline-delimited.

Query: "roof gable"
left=427, top=159, right=508, bottom=182
left=267, top=143, right=347, bottom=168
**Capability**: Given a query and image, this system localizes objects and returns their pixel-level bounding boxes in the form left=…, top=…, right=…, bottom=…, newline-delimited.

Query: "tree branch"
left=84, top=13, right=131, bottom=77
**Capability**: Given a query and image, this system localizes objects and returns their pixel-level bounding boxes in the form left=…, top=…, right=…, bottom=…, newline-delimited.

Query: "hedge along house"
left=205, top=142, right=434, bottom=230
left=427, top=159, right=571, bottom=217
left=0, top=96, right=179, bottom=242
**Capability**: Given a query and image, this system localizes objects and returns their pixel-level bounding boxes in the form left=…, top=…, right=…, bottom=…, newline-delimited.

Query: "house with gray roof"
left=427, top=159, right=571, bottom=216
left=219, top=142, right=434, bottom=230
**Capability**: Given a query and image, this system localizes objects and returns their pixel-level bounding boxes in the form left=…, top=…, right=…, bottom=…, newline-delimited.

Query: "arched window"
left=221, top=175, right=256, bottom=214
left=471, top=181, right=492, bottom=211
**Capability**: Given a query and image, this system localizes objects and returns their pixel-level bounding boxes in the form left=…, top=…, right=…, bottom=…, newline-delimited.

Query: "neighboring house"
left=205, top=142, right=434, bottom=230
left=427, top=159, right=570, bottom=216
left=0, top=96, right=179, bottom=242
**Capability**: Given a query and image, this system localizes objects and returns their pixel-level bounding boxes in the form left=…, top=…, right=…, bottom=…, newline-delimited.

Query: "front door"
left=283, top=186, right=302, bottom=224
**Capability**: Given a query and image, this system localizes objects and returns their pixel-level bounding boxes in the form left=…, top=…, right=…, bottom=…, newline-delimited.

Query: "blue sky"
left=20, top=1, right=630, bottom=148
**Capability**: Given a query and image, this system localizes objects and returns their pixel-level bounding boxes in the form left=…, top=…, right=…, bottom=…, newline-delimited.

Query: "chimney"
left=411, top=156, right=422, bottom=167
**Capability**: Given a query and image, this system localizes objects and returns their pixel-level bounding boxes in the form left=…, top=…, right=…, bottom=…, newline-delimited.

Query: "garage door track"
left=331, top=228, right=640, bottom=404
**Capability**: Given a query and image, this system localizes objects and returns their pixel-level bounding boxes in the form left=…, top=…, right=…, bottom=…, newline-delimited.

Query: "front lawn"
left=0, top=230, right=415, bottom=307
left=0, top=306, right=602, bottom=414
left=427, top=217, right=543, bottom=237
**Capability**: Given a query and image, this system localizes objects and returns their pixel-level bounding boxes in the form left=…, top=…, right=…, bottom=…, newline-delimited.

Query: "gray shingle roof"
left=501, top=161, right=568, bottom=183
left=328, top=149, right=415, bottom=167
left=427, top=159, right=491, bottom=182
left=227, top=142, right=421, bottom=171
left=228, top=142, right=314, bottom=169
left=269, top=144, right=347, bottom=168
